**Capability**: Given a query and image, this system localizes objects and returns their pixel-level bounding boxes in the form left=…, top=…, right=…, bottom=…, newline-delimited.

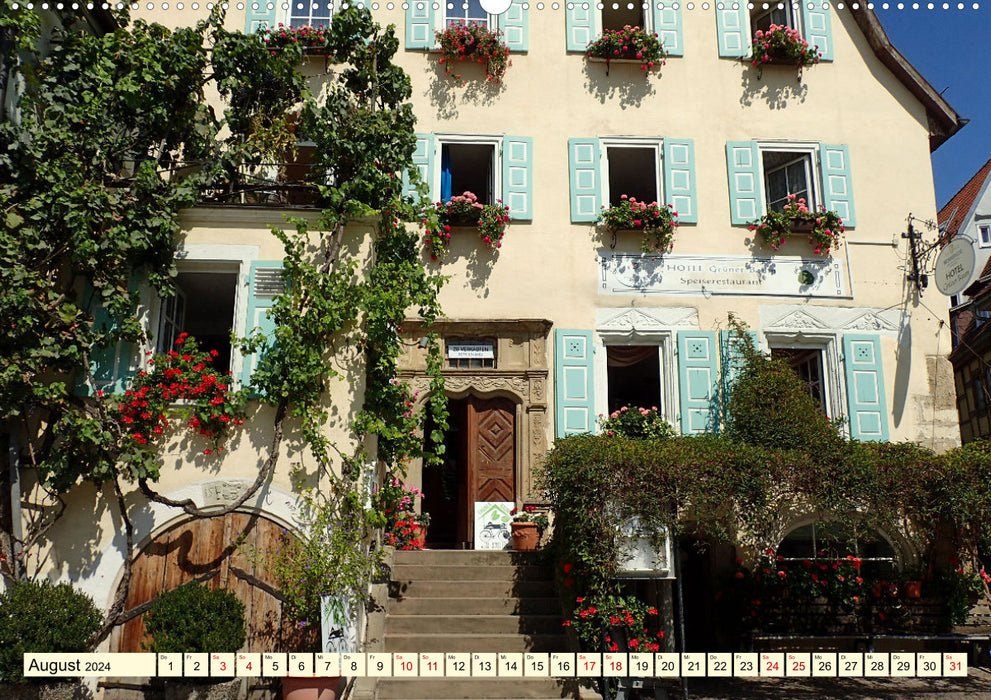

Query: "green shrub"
left=143, top=583, right=246, bottom=653
left=0, top=579, right=103, bottom=683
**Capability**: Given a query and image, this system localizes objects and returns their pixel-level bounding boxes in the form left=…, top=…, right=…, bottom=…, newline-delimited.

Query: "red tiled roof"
left=939, top=157, right=991, bottom=240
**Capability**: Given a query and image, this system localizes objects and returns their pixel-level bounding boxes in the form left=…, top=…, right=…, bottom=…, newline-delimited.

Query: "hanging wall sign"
left=448, top=340, right=495, bottom=359
left=934, top=237, right=977, bottom=296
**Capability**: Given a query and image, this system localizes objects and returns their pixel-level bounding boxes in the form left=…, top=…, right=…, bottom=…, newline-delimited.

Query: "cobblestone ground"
left=660, top=666, right=991, bottom=699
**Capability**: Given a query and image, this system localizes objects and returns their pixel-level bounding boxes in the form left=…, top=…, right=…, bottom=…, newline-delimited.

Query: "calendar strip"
left=22, top=652, right=969, bottom=678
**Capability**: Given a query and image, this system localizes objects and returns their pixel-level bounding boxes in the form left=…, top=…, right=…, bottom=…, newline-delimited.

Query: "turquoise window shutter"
left=726, top=141, right=762, bottom=224
left=503, top=136, right=533, bottom=221
left=663, top=138, right=697, bottom=224
left=499, top=1, right=529, bottom=52
left=677, top=331, right=719, bottom=434
left=403, top=133, right=435, bottom=203
left=241, top=261, right=285, bottom=392
left=554, top=329, right=596, bottom=438
left=715, top=6, right=749, bottom=58
left=405, top=1, right=436, bottom=49
left=651, top=4, right=683, bottom=57
left=843, top=334, right=889, bottom=442
left=75, top=283, right=137, bottom=396
left=820, top=143, right=856, bottom=227
left=719, top=329, right=757, bottom=417
left=800, top=3, right=833, bottom=61
left=244, top=1, right=277, bottom=33
left=569, top=138, right=601, bottom=223
left=565, top=5, right=596, bottom=52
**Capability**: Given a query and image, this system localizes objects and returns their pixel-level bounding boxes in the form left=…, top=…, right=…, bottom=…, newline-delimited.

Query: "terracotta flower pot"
left=902, top=580, right=922, bottom=599
left=511, top=521, right=539, bottom=551
left=281, top=676, right=341, bottom=700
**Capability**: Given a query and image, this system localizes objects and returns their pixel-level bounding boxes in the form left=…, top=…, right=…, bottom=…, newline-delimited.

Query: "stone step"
left=393, top=550, right=547, bottom=566
left=384, top=633, right=569, bottom=653
left=391, top=579, right=556, bottom=599
left=389, top=596, right=561, bottom=616
left=375, top=677, right=572, bottom=699
left=386, top=614, right=565, bottom=635
left=391, top=564, right=553, bottom=582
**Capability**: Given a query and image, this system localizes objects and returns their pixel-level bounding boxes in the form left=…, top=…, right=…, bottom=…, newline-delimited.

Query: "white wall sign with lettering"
left=448, top=340, right=495, bottom=359
left=599, top=252, right=846, bottom=298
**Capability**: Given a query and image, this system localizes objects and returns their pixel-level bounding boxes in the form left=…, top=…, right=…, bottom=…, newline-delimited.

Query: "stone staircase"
left=367, top=549, right=587, bottom=700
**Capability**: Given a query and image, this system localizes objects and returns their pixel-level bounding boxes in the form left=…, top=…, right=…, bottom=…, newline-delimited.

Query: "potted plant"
left=0, top=580, right=103, bottom=697
left=598, top=195, right=679, bottom=254
left=598, top=406, right=676, bottom=440
left=749, top=24, right=820, bottom=69
left=374, top=476, right=430, bottom=550
left=585, top=25, right=666, bottom=75
left=435, top=22, right=511, bottom=83
left=510, top=505, right=549, bottom=551
left=422, top=191, right=510, bottom=260
left=748, top=194, right=845, bottom=255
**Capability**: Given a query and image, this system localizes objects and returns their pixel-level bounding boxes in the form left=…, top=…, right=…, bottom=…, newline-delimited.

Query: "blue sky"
left=875, top=7, right=991, bottom=208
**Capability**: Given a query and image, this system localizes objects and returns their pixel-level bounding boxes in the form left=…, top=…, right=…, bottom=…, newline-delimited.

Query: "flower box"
left=422, top=191, right=510, bottom=260
left=585, top=25, right=666, bottom=78
left=598, top=196, right=679, bottom=254
left=749, top=195, right=844, bottom=255
left=436, top=23, right=511, bottom=83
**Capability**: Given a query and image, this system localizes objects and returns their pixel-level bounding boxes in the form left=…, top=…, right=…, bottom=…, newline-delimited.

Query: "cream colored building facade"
left=31, top=4, right=964, bottom=632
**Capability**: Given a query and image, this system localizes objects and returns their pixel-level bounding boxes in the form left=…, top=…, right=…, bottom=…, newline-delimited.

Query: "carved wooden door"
left=466, top=396, right=516, bottom=543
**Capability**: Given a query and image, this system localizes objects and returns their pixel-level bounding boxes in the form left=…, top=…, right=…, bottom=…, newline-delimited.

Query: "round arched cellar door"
left=110, top=512, right=312, bottom=653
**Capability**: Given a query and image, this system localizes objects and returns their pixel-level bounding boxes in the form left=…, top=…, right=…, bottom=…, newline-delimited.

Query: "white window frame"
left=979, top=224, right=991, bottom=248
left=597, top=2, right=654, bottom=35
left=764, top=331, right=841, bottom=422
left=600, top=137, right=664, bottom=209
left=757, top=141, right=822, bottom=217
left=749, top=1, right=801, bottom=36
left=441, top=0, right=492, bottom=29
left=145, top=244, right=259, bottom=388
left=594, top=331, right=677, bottom=430
left=280, top=2, right=336, bottom=29
left=433, top=134, right=503, bottom=205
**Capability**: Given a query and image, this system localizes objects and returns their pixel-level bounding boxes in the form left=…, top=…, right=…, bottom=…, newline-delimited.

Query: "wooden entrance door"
left=465, top=396, right=516, bottom=544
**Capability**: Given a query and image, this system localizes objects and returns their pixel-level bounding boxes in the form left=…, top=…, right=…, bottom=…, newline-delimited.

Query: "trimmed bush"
left=0, top=580, right=103, bottom=683
left=144, top=583, right=246, bottom=653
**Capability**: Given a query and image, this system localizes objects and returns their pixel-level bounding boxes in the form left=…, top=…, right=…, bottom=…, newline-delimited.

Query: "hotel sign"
left=599, top=253, right=846, bottom=297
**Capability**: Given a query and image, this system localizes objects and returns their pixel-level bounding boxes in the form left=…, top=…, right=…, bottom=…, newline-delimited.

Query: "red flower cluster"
left=112, top=334, right=246, bottom=455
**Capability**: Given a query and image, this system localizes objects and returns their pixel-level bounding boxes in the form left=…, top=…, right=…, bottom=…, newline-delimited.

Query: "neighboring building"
left=19, top=3, right=966, bottom=662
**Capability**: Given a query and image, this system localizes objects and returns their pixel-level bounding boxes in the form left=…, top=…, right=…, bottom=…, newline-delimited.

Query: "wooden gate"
left=110, top=512, right=304, bottom=653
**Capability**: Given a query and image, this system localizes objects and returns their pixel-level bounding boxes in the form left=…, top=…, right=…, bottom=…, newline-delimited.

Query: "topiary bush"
left=143, top=583, right=246, bottom=653
left=0, top=580, right=103, bottom=683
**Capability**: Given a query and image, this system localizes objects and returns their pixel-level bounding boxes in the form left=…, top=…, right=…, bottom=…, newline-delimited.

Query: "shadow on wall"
left=739, top=60, right=809, bottom=110
left=892, top=315, right=911, bottom=429
left=427, top=56, right=505, bottom=119
left=582, top=59, right=657, bottom=109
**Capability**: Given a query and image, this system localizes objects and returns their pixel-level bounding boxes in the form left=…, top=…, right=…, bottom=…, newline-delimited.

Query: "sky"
left=875, top=5, right=991, bottom=209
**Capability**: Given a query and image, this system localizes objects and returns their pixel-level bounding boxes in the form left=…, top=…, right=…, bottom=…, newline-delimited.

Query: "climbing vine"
left=0, top=4, right=447, bottom=643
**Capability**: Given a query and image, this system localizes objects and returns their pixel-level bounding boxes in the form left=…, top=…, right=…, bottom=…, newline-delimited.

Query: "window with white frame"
left=600, top=1, right=646, bottom=33
left=437, top=138, right=499, bottom=205
left=749, top=2, right=796, bottom=35
left=761, top=145, right=819, bottom=213
left=979, top=224, right=991, bottom=248
left=286, top=1, right=333, bottom=28
left=444, top=0, right=489, bottom=27
left=771, top=346, right=828, bottom=414
left=605, top=144, right=661, bottom=207
left=156, top=266, right=239, bottom=372
left=606, top=345, right=662, bottom=414
left=776, top=521, right=899, bottom=580
left=766, top=334, right=839, bottom=418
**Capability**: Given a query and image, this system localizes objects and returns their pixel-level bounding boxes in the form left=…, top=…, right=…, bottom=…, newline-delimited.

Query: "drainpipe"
left=7, top=421, right=23, bottom=581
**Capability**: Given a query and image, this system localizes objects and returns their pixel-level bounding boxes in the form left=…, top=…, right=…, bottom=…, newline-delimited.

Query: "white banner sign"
left=448, top=341, right=495, bottom=359
left=599, top=253, right=846, bottom=297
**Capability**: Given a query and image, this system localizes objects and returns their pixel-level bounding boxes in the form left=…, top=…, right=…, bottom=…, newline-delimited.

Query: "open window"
left=762, top=150, right=816, bottom=213
left=749, top=2, right=795, bottom=36
left=445, top=0, right=489, bottom=27
left=441, top=142, right=496, bottom=204
left=605, top=145, right=660, bottom=207
left=601, top=2, right=644, bottom=33
left=606, top=346, right=662, bottom=415
left=565, top=4, right=684, bottom=56
left=716, top=4, right=833, bottom=61
left=156, top=267, right=238, bottom=373
left=771, top=346, right=828, bottom=415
